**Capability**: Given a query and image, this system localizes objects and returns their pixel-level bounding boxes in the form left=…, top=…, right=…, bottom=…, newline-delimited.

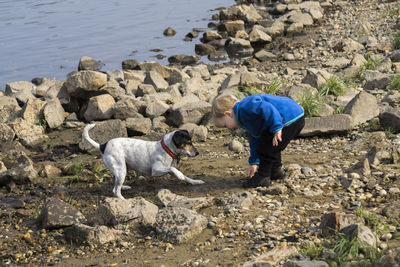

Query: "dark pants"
left=256, top=116, right=305, bottom=177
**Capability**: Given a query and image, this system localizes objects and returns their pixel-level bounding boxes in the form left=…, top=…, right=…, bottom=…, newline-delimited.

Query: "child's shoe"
left=271, top=167, right=286, bottom=180
left=242, top=173, right=271, bottom=188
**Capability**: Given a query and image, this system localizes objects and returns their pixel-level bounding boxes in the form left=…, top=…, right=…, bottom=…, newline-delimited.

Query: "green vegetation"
left=64, top=159, right=86, bottom=176
left=297, top=90, right=324, bottom=117
left=395, top=32, right=400, bottom=50
left=358, top=54, right=382, bottom=80
left=334, top=106, right=343, bottom=114
left=319, top=76, right=348, bottom=97
left=300, top=243, right=324, bottom=260
left=238, top=79, right=282, bottom=97
left=388, top=75, right=400, bottom=91
left=356, top=207, right=379, bottom=232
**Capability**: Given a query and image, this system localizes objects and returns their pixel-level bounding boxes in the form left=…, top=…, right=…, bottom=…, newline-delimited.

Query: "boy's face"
left=214, top=109, right=239, bottom=131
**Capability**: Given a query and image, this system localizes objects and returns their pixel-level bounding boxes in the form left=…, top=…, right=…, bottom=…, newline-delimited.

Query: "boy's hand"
left=247, top=165, right=258, bottom=178
left=272, top=130, right=282, bottom=146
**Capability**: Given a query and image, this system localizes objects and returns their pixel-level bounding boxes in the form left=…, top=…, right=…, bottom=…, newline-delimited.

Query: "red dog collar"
left=161, top=137, right=178, bottom=160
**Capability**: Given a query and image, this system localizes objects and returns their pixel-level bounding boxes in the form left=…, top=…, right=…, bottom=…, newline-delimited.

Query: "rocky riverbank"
left=1, top=0, right=400, bottom=266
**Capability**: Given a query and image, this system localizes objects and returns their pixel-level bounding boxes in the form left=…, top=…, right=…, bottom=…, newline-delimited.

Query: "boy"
left=212, top=94, right=305, bottom=188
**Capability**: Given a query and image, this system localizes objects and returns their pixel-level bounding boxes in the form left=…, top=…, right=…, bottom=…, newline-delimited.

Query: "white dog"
left=82, top=124, right=205, bottom=199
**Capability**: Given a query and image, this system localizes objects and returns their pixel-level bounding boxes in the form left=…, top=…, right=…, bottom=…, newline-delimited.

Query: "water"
left=0, top=0, right=235, bottom=90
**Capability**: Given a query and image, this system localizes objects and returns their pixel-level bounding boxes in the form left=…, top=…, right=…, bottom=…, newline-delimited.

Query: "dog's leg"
left=152, top=165, right=205, bottom=185
left=104, top=157, right=127, bottom=199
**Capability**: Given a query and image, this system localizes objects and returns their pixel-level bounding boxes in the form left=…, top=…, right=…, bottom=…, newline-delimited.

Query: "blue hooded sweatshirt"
left=233, top=94, right=304, bottom=165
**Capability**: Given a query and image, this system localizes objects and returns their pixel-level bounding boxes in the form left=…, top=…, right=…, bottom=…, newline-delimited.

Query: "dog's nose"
left=195, top=151, right=199, bottom=156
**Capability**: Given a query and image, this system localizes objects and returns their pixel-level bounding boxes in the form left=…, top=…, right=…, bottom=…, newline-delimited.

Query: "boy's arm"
left=259, top=102, right=283, bottom=134
left=248, top=135, right=260, bottom=165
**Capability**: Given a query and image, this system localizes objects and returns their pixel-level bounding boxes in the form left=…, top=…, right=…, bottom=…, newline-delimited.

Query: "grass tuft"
left=297, top=90, right=324, bottom=117
left=319, top=76, right=348, bottom=97
left=358, top=54, right=382, bottom=80
left=388, top=75, right=400, bottom=91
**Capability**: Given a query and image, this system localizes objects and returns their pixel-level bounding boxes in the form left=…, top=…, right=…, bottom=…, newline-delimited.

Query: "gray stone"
left=144, top=71, right=169, bottom=90
left=363, top=70, right=393, bottom=90
left=229, top=139, right=244, bottom=153
left=95, top=197, right=158, bottom=226
left=40, top=198, right=87, bottom=229
left=379, top=107, right=400, bottom=131
left=78, top=56, right=103, bottom=71
left=5, top=81, right=36, bottom=104
left=180, top=123, right=208, bottom=142
left=0, top=96, right=21, bottom=123
left=79, top=120, right=127, bottom=153
left=156, top=189, right=214, bottom=211
left=319, top=212, right=363, bottom=236
left=112, top=96, right=142, bottom=120
left=343, top=92, right=379, bottom=125
left=64, top=224, right=122, bottom=245
left=43, top=98, right=65, bottom=128
left=64, top=70, right=107, bottom=98
left=340, top=224, right=377, bottom=247
left=382, top=201, right=400, bottom=219
left=83, top=94, right=115, bottom=121
left=145, top=98, right=169, bottom=118
left=155, top=207, right=208, bottom=243
left=284, top=260, right=329, bottom=267
left=300, top=114, right=353, bottom=136
left=169, top=100, right=211, bottom=127
left=242, top=246, right=298, bottom=267
left=217, top=191, right=254, bottom=209
left=125, top=117, right=152, bottom=136
left=136, top=84, right=156, bottom=96
left=10, top=118, right=45, bottom=138
left=225, top=37, right=254, bottom=58
left=0, top=123, right=15, bottom=142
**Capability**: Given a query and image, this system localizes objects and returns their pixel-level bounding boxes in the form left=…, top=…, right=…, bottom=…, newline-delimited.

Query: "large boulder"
left=64, top=70, right=107, bottom=98
left=300, top=114, right=353, bottom=136
left=343, top=92, right=379, bottom=125
left=379, top=107, right=400, bottom=131
left=83, top=94, right=115, bottom=121
left=43, top=98, right=65, bottom=128
left=169, top=100, right=211, bottom=127
left=155, top=207, right=208, bottom=244
left=95, top=197, right=158, bottom=227
left=40, top=198, right=87, bottom=230
left=5, top=81, right=36, bottom=105
left=64, top=224, right=122, bottom=245
left=79, top=120, right=127, bottom=153
left=0, top=96, right=22, bottom=123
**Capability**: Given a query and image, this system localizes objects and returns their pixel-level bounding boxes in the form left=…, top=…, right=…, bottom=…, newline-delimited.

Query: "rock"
left=125, top=117, right=152, bottom=136
left=288, top=11, right=314, bottom=26
left=40, top=165, right=62, bottom=178
left=180, top=123, right=208, bottom=142
left=112, top=96, right=142, bottom=120
left=121, top=59, right=139, bottom=70
left=300, top=114, right=353, bottom=137
left=225, top=37, right=254, bottom=58
left=254, top=50, right=277, bottom=61
left=179, top=75, right=207, bottom=97
left=156, top=189, right=214, bottom=211
left=319, top=212, right=363, bottom=237
left=284, top=260, right=329, bottom=267
left=95, top=197, right=158, bottom=226
left=340, top=224, right=377, bottom=247
left=145, top=98, right=169, bottom=118
left=249, top=27, right=272, bottom=44
left=144, top=71, right=169, bottom=90
left=201, top=31, right=222, bottom=43
left=35, top=78, right=63, bottom=100
left=78, top=56, right=103, bottom=71
left=223, top=20, right=245, bottom=36
left=169, top=100, right=211, bottom=127
left=136, top=84, right=156, bottom=96
left=43, top=98, right=65, bottom=128
left=343, top=92, right=379, bottom=125
left=0, top=96, right=22, bottom=123
left=83, top=94, right=115, bottom=121
left=265, top=21, right=285, bottom=36
left=217, top=191, right=253, bottom=209
left=163, top=27, right=176, bottom=36
left=64, top=70, right=107, bottom=98
left=379, top=107, right=400, bottom=131
left=195, top=44, right=216, bottom=56
left=323, top=57, right=351, bottom=69
left=40, top=198, right=87, bottom=229
left=5, top=81, right=36, bottom=105
left=155, top=207, right=207, bottom=243
left=0, top=123, right=15, bottom=142
left=64, top=224, right=122, bottom=245
left=10, top=118, right=45, bottom=138
left=382, top=201, right=400, bottom=219
left=242, top=246, right=298, bottom=267
left=228, top=139, right=244, bottom=153
left=20, top=98, right=45, bottom=125
left=301, top=68, right=331, bottom=89
left=79, top=119, right=127, bottom=153
left=363, top=70, right=393, bottom=90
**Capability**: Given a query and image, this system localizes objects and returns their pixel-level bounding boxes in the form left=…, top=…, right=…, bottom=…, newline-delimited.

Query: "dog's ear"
left=172, top=130, right=191, bottom=147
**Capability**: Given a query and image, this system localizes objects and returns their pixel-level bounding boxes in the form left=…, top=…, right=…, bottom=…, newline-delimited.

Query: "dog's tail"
left=82, top=123, right=100, bottom=151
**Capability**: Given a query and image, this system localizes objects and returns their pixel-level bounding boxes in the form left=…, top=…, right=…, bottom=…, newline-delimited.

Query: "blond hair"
left=211, top=94, right=238, bottom=118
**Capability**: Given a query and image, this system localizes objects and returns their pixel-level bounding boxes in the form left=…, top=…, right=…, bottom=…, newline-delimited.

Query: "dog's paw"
left=121, top=185, right=131, bottom=190
left=187, top=178, right=205, bottom=185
